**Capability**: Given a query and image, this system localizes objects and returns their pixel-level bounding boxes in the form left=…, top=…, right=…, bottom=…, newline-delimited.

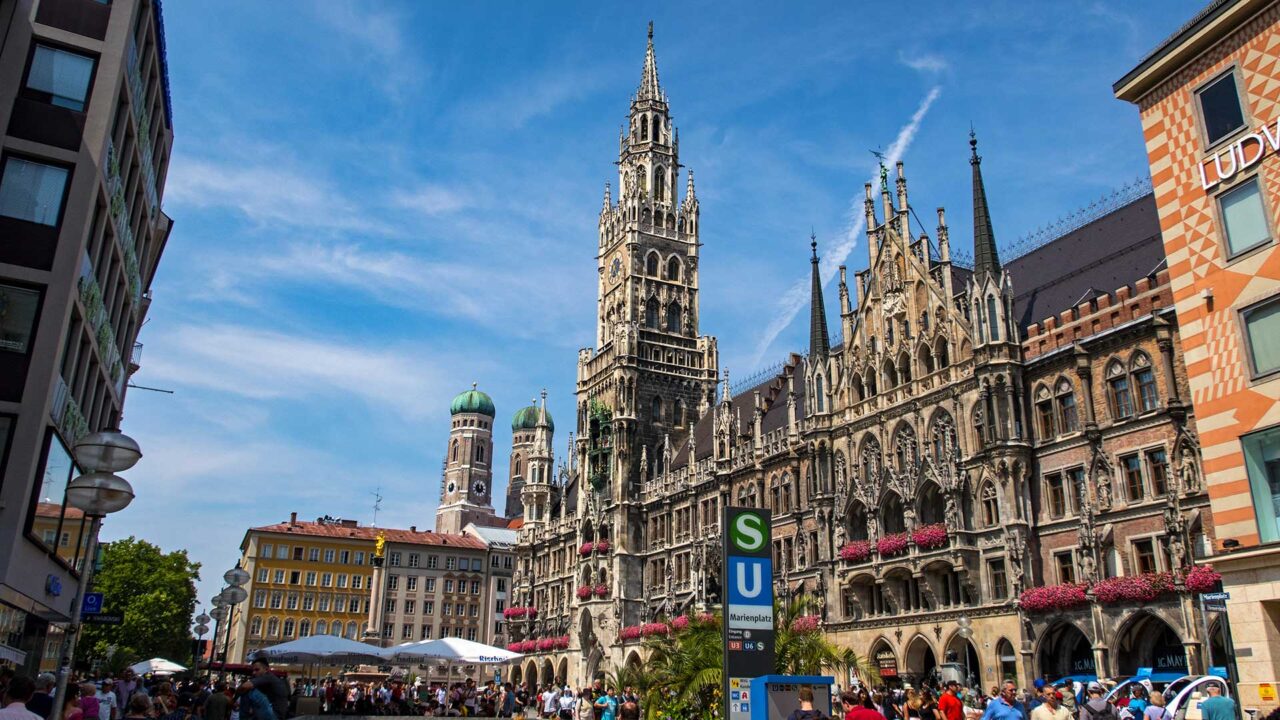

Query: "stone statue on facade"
left=1094, top=467, right=1113, bottom=511
left=944, top=492, right=961, bottom=532
left=1178, top=443, right=1200, bottom=492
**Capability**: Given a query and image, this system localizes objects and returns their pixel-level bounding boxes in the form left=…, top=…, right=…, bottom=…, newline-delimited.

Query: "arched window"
left=346, top=622, right=358, bottom=639
left=250, top=617, right=263, bottom=636
left=883, top=360, right=898, bottom=389
left=651, top=396, right=663, bottom=423
left=1034, top=384, right=1055, bottom=439
left=475, top=443, right=486, bottom=462
left=666, top=256, right=681, bottom=281
left=646, top=252, right=659, bottom=275
left=1106, top=360, right=1133, bottom=419
left=866, top=372, right=878, bottom=397
left=299, top=619, right=311, bottom=637
left=645, top=297, right=659, bottom=328
left=898, top=352, right=912, bottom=385
left=1131, top=353, right=1158, bottom=412
left=814, top=374, right=826, bottom=413
left=674, top=399, right=686, bottom=428
left=331, top=622, right=343, bottom=637
left=652, top=115, right=661, bottom=142
left=921, top=310, right=930, bottom=332
left=315, top=620, right=327, bottom=635
left=986, top=295, right=1000, bottom=342
left=980, top=483, right=1000, bottom=527
left=654, top=166, right=666, bottom=201
left=975, top=300, right=985, bottom=343
left=641, top=115, right=649, bottom=141
left=267, top=617, right=280, bottom=637
left=1056, top=378, right=1079, bottom=433
left=666, top=302, right=682, bottom=332
left=451, top=440, right=458, bottom=462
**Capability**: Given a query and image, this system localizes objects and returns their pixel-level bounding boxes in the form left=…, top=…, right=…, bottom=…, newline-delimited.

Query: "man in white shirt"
left=96, top=681, right=118, bottom=720
left=541, top=685, right=558, bottom=718
left=0, top=676, right=42, bottom=720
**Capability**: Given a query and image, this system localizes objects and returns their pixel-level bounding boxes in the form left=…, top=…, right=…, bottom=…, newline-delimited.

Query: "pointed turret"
left=970, top=130, right=1001, bottom=281
left=601, top=182, right=612, bottom=213
left=685, top=169, right=697, bottom=204
left=809, top=234, right=830, bottom=358
left=638, top=21, right=662, bottom=102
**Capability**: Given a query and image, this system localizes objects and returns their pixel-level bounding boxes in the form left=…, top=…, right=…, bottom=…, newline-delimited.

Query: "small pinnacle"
left=810, top=229, right=818, bottom=256
left=648, top=21, right=654, bottom=40
left=471, top=382, right=477, bottom=390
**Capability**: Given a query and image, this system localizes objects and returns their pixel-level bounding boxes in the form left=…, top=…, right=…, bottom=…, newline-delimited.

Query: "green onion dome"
left=450, top=385, right=496, bottom=417
left=512, top=405, right=554, bottom=433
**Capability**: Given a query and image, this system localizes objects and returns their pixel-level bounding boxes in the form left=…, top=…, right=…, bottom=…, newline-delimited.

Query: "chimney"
left=410, top=526, right=417, bottom=533
left=289, top=512, right=297, bottom=526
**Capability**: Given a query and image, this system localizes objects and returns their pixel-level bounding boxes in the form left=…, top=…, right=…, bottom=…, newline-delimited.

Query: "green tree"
left=80, top=537, right=200, bottom=672
left=775, top=595, right=877, bottom=681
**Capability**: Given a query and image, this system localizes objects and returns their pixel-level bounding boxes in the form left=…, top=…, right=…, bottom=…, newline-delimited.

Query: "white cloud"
left=900, top=52, right=949, bottom=74
left=141, top=322, right=451, bottom=421
left=311, top=1, right=421, bottom=103
left=392, top=185, right=471, bottom=216
left=749, top=86, right=943, bottom=368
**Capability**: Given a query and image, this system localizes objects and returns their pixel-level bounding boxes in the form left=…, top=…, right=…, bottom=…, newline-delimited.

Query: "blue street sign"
left=82, top=592, right=104, bottom=615
left=1201, top=592, right=1230, bottom=601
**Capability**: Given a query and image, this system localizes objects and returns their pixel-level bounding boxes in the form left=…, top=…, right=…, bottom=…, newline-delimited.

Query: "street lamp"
left=209, top=602, right=228, bottom=680
left=194, top=613, right=211, bottom=675
left=50, top=431, right=140, bottom=720
left=219, top=566, right=250, bottom=667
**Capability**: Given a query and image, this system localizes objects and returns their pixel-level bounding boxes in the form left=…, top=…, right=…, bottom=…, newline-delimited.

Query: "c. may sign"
left=1200, top=118, right=1280, bottom=190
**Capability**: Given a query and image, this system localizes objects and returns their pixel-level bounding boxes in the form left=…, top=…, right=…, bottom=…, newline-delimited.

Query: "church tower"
left=507, top=398, right=554, bottom=518
left=435, top=385, right=500, bottom=534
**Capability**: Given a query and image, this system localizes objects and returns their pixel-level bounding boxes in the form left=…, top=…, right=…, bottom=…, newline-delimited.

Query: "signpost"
left=83, top=614, right=122, bottom=625
left=723, top=506, right=775, bottom=720
left=82, top=593, right=103, bottom=616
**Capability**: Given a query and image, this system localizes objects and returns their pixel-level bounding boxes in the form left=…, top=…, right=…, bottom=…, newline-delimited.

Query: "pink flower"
left=576, top=586, right=592, bottom=600
left=1092, top=572, right=1175, bottom=604
left=640, top=623, right=671, bottom=637
left=593, top=584, right=609, bottom=597
left=671, top=616, right=690, bottom=630
left=517, top=640, right=537, bottom=653
left=697, top=612, right=717, bottom=625
left=877, top=532, right=910, bottom=557
left=790, top=615, right=820, bottom=633
left=527, top=607, right=539, bottom=617
left=595, top=540, right=611, bottom=553
left=503, top=607, right=526, bottom=619
left=839, top=541, right=872, bottom=562
left=620, top=626, right=642, bottom=641
left=507, top=643, right=522, bottom=652
left=1018, top=583, right=1089, bottom=613
left=553, top=636, right=570, bottom=650
left=537, top=638, right=555, bottom=651
left=579, top=542, right=593, bottom=557
left=1184, top=565, right=1223, bottom=593
left=911, top=523, right=948, bottom=550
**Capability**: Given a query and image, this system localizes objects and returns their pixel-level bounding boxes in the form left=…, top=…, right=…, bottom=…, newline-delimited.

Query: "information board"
left=723, top=506, right=775, bottom=720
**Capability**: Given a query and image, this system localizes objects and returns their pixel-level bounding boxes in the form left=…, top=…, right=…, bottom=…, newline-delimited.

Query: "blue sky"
left=101, top=1, right=1202, bottom=611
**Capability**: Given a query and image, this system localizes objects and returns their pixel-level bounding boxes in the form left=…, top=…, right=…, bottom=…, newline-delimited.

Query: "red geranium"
left=1018, top=583, right=1089, bottom=613
left=595, top=540, right=611, bottom=553
left=593, top=584, right=609, bottom=597
left=1092, top=572, right=1175, bottom=604
left=576, top=585, right=592, bottom=600
left=877, top=532, right=910, bottom=557
left=579, top=542, right=593, bottom=557
left=911, top=523, right=948, bottom=550
left=790, top=615, right=820, bottom=633
left=839, top=541, right=872, bottom=562
left=1184, top=565, right=1223, bottom=593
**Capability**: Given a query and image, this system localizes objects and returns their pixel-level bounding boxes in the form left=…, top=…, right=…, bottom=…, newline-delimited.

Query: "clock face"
left=472, top=481, right=487, bottom=495
left=447, top=482, right=456, bottom=495
left=609, top=256, right=622, bottom=281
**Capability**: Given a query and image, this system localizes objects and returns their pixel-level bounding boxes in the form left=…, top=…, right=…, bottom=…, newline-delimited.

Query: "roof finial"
left=638, top=22, right=662, bottom=100
left=648, top=20, right=654, bottom=40
left=472, top=382, right=477, bottom=391
left=810, top=228, right=818, bottom=258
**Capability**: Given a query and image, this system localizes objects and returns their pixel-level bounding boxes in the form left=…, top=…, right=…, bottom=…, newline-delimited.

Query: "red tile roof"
left=36, top=502, right=84, bottom=520
left=248, top=518, right=486, bottom=550
left=506, top=518, right=524, bottom=529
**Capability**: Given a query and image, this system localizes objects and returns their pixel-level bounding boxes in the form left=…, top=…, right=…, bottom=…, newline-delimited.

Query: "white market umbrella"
left=383, top=637, right=522, bottom=665
left=254, top=634, right=386, bottom=664
left=129, top=658, right=187, bottom=675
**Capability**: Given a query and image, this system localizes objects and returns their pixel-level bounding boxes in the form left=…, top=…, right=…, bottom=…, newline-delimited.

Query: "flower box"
left=503, top=607, right=527, bottom=619
left=576, top=585, right=592, bottom=600
left=839, top=541, right=872, bottom=562
left=552, top=635, right=570, bottom=650
left=640, top=622, right=671, bottom=637
left=1184, top=565, right=1223, bottom=594
left=1018, top=583, right=1089, bottom=613
left=671, top=616, right=690, bottom=630
left=579, top=542, right=594, bottom=557
left=517, top=640, right=537, bottom=653
left=911, top=523, right=948, bottom=550
left=595, top=540, right=611, bottom=553
left=620, top=626, right=642, bottom=641
left=506, top=642, right=522, bottom=652
left=877, top=532, right=910, bottom=557
left=593, top=584, right=609, bottom=598
left=537, top=638, right=556, bottom=651
left=1092, top=571, right=1175, bottom=604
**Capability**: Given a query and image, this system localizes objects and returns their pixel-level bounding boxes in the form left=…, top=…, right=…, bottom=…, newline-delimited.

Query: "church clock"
left=609, top=256, right=623, bottom=283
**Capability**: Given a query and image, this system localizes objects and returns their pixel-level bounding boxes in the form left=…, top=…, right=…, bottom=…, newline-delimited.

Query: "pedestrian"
left=1140, top=692, right=1167, bottom=720
left=1031, top=690, right=1070, bottom=720
left=541, top=685, right=557, bottom=719
left=26, top=675, right=55, bottom=720
left=786, top=687, right=828, bottom=720
left=848, top=692, right=887, bottom=720
left=1077, top=683, right=1116, bottom=720
left=202, top=684, right=230, bottom=720
left=575, top=690, right=593, bottom=720
left=939, top=681, right=964, bottom=720
left=1197, top=684, right=1235, bottom=720
left=980, top=682, right=1023, bottom=720
left=1, top=676, right=41, bottom=720
left=121, top=695, right=151, bottom=720
left=239, top=660, right=287, bottom=720
left=557, top=689, right=575, bottom=720
left=920, top=689, right=941, bottom=720
left=592, top=688, right=617, bottom=720
left=78, top=684, right=100, bottom=720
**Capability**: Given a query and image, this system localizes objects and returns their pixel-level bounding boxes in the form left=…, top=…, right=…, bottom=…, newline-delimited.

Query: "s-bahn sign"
left=1199, top=116, right=1280, bottom=190
left=723, top=507, right=775, bottom=720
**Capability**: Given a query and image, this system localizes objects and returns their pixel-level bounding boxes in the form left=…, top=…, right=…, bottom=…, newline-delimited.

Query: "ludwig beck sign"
left=1199, top=116, right=1280, bottom=190
left=723, top=506, right=775, bottom=720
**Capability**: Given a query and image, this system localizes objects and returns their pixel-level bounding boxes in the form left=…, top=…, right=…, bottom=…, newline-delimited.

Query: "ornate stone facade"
left=507, top=26, right=1217, bottom=690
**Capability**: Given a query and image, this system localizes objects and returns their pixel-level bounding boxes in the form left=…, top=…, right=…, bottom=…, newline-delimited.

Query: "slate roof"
left=1006, top=192, right=1164, bottom=333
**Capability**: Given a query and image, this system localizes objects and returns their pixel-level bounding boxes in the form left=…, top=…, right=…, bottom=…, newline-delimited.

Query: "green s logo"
left=730, top=512, right=766, bottom=553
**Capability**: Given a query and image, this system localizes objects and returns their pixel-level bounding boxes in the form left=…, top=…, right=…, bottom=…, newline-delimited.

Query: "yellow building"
left=227, top=513, right=379, bottom=669
left=32, top=503, right=91, bottom=570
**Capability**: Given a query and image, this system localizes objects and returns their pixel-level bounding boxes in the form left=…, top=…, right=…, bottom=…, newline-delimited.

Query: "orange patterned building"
left=1115, top=0, right=1280, bottom=709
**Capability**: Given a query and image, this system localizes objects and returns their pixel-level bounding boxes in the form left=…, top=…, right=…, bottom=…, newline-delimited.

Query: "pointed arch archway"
left=904, top=634, right=938, bottom=683
left=944, top=632, right=981, bottom=687
left=870, top=637, right=899, bottom=687
left=1036, top=621, right=1093, bottom=680
left=1113, top=611, right=1186, bottom=676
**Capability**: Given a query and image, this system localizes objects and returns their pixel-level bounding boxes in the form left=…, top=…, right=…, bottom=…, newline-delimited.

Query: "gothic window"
left=1106, top=360, right=1133, bottom=419
left=897, top=352, right=912, bottom=385
left=887, top=322, right=894, bottom=347
left=973, top=406, right=986, bottom=449
left=666, top=302, right=682, bottom=333
left=654, top=166, right=666, bottom=201
left=919, top=344, right=935, bottom=375
left=645, top=297, right=659, bottom=328
left=814, top=374, right=826, bottom=413
left=866, top=372, right=877, bottom=397
left=666, top=256, right=681, bottom=281
left=860, top=436, right=881, bottom=485
left=641, top=115, right=649, bottom=140
left=1131, top=353, right=1158, bottom=412
left=979, top=482, right=1000, bottom=527
left=646, top=251, right=659, bottom=275
left=674, top=399, right=685, bottom=428
left=847, top=502, right=868, bottom=541
left=881, top=492, right=905, bottom=534
left=986, top=295, right=1000, bottom=342
left=850, top=373, right=864, bottom=403
left=642, top=207, right=651, bottom=224
left=667, top=213, right=676, bottom=230
left=1049, top=380, right=1077, bottom=435
left=937, top=338, right=950, bottom=368
left=652, top=115, right=661, bottom=142
left=883, top=359, right=898, bottom=389
left=451, top=440, right=458, bottom=462
left=651, top=395, right=663, bottom=423
left=975, top=300, right=985, bottom=343
left=475, top=443, right=486, bottom=462
left=1034, top=384, right=1055, bottom=439
left=930, top=412, right=956, bottom=465
left=921, top=310, right=930, bottom=332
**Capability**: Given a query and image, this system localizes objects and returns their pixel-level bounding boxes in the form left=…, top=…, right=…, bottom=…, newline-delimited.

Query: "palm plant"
left=775, top=594, right=878, bottom=681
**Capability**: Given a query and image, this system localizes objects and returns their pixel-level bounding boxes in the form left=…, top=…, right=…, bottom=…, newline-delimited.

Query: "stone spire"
left=685, top=169, right=696, bottom=203
left=602, top=182, right=612, bottom=212
left=809, top=233, right=830, bottom=358
left=638, top=21, right=662, bottom=102
left=970, top=130, right=1001, bottom=281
